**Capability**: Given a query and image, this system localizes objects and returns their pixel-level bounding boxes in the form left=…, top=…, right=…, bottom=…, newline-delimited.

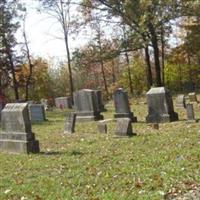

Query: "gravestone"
left=176, top=94, right=186, bottom=108
left=64, top=112, right=76, bottom=134
left=186, top=104, right=197, bottom=123
left=73, top=89, right=103, bottom=122
left=146, top=87, right=178, bottom=123
left=41, top=98, right=49, bottom=111
left=28, top=104, right=46, bottom=122
left=94, top=90, right=106, bottom=112
left=113, top=88, right=137, bottom=122
left=188, top=92, right=199, bottom=103
left=115, top=118, right=134, bottom=137
left=0, top=103, right=40, bottom=154
left=0, top=103, right=3, bottom=121
left=97, top=121, right=107, bottom=134
left=55, top=97, right=72, bottom=109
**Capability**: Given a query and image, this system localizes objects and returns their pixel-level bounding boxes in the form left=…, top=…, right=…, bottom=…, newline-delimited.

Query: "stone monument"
left=113, top=88, right=137, bottom=122
left=175, top=94, right=186, bottom=108
left=64, top=112, right=76, bottom=134
left=186, top=104, right=197, bottom=123
left=73, top=89, right=103, bottom=122
left=55, top=97, right=72, bottom=109
left=28, top=104, right=46, bottom=122
left=94, top=90, right=106, bottom=112
left=0, top=103, right=40, bottom=154
left=41, top=98, right=49, bottom=111
left=146, top=87, right=178, bottom=123
left=115, top=118, right=134, bottom=137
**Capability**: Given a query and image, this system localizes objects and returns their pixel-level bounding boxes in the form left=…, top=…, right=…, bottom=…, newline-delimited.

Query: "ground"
left=0, top=96, right=200, bottom=200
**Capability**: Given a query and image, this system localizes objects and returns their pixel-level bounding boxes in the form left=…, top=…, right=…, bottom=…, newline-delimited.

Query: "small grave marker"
left=115, top=118, right=134, bottom=137
left=186, top=104, right=197, bottom=123
left=64, top=112, right=76, bottom=134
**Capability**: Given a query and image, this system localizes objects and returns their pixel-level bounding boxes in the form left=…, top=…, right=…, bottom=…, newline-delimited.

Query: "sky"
left=17, top=0, right=91, bottom=63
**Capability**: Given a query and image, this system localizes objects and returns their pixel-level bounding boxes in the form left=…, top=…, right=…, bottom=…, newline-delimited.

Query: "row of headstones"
left=0, top=87, right=199, bottom=154
left=73, top=87, right=178, bottom=123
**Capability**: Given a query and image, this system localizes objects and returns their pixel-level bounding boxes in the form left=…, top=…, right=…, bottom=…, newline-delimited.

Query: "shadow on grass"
left=40, top=150, right=85, bottom=156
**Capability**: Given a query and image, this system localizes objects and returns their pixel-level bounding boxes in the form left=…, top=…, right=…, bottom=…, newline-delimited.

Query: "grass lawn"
left=0, top=96, right=200, bottom=200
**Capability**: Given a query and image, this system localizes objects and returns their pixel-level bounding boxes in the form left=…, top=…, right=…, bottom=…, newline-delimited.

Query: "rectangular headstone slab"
left=73, top=89, right=103, bottom=122
left=55, top=97, right=72, bottom=109
left=186, top=104, right=197, bottom=123
left=176, top=94, right=186, bottom=108
left=146, top=87, right=178, bottom=123
left=115, top=118, right=134, bottom=137
left=0, top=103, right=3, bottom=121
left=0, top=103, right=39, bottom=154
left=97, top=121, right=107, bottom=134
left=64, top=112, right=76, bottom=134
left=28, top=104, right=46, bottom=122
left=41, top=98, right=49, bottom=111
left=94, top=90, right=106, bottom=112
left=113, top=88, right=137, bottom=122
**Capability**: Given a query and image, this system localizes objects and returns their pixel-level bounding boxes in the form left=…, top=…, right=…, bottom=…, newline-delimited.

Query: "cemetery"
left=1, top=0, right=200, bottom=199
left=0, top=89, right=200, bottom=199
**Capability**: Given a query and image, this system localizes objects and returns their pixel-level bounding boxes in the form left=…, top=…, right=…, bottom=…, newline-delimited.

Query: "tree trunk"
left=161, top=26, right=165, bottom=86
left=148, top=23, right=162, bottom=87
left=125, top=51, right=134, bottom=95
left=60, top=0, right=74, bottom=104
left=144, top=46, right=153, bottom=89
left=111, top=59, right=116, bottom=84
left=100, top=60, right=109, bottom=99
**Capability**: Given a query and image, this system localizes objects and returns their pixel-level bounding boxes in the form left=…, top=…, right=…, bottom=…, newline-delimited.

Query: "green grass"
left=0, top=97, right=200, bottom=200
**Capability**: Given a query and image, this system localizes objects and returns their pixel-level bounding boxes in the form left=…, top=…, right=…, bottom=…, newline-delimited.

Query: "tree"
left=82, top=0, right=182, bottom=87
left=0, top=0, right=23, bottom=100
left=39, top=0, right=75, bottom=102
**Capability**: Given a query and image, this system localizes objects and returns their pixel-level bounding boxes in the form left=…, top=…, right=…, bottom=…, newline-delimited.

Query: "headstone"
left=73, top=89, right=103, bottom=122
left=0, top=103, right=40, bottom=154
left=188, top=92, right=199, bottom=103
left=28, top=104, right=46, bottom=122
left=146, top=87, right=178, bottom=123
left=94, top=90, right=106, bottom=112
left=175, top=94, right=186, bottom=108
left=186, top=104, right=197, bottom=123
left=97, top=121, right=107, bottom=134
left=55, top=97, right=72, bottom=109
left=64, top=112, right=76, bottom=134
left=113, top=88, right=137, bottom=122
left=115, top=118, right=134, bottom=137
left=41, top=98, right=49, bottom=111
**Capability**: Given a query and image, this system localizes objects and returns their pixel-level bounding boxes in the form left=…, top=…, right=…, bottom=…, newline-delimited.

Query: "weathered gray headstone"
left=115, top=118, right=134, bottom=137
left=146, top=87, right=178, bottom=123
left=0, top=103, right=40, bottom=154
left=94, top=90, right=106, bottom=112
left=113, top=88, right=137, bottom=122
left=97, top=121, right=107, bottom=134
left=186, top=104, right=197, bottom=123
left=73, top=89, right=103, bottom=122
left=64, top=112, right=76, bottom=134
left=55, top=97, right=72, bottom=109
left=28, top=104, right=46, bottom=122
left=41, top=98, right=49, bottom=111
left=188, top=92, right=199, bottom=103
left=0, top=103, right=3, bottom=121
left=176, top=94, right=186, bottom=108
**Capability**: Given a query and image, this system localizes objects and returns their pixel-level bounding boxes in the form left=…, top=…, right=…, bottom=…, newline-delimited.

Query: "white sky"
left=17, top=0, right=91, bottom=62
